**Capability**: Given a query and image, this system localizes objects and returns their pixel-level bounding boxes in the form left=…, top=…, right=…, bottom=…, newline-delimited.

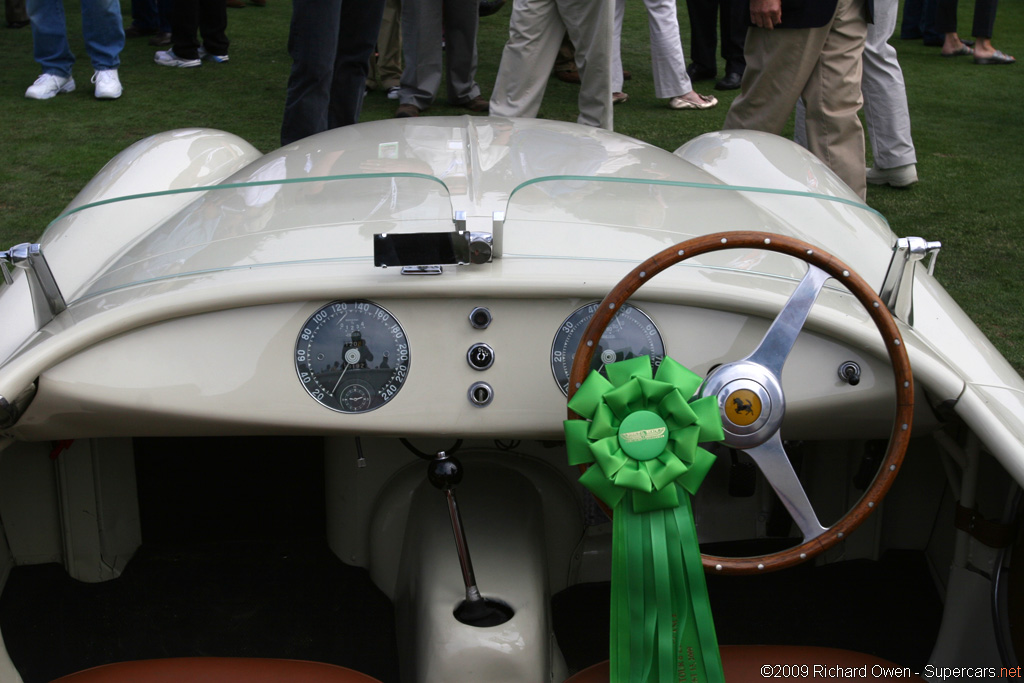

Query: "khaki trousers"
left=723, top=0, right=868, bottom=199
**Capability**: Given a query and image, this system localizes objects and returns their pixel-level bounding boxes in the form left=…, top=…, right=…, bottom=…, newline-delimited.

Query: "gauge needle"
left=331, top=363, right=349, bottom=395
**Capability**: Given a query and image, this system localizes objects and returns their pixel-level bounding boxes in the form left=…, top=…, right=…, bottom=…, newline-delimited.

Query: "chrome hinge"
left=1, top=243, right=67, bottom=326
left=879, top=237, right=941, bottom=319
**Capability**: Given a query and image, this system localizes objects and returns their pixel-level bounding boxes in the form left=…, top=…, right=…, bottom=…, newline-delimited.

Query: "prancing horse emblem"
left=732, top=397, right=754, bottom=415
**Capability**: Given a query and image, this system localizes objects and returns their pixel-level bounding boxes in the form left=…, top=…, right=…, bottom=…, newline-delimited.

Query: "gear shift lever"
left=428, top=451, right=514, bottom=627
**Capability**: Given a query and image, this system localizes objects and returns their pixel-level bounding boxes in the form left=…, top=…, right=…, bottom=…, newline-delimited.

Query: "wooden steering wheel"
left=567, top=232, right=914, bottom=574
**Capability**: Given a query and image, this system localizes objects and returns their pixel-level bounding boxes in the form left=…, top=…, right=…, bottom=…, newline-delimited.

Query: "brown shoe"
left=395, top=103, right=421, bottom=118
left=226, top=0, right=245, bottom=7
left=554, top=69, right=580, bottom=84
left=461, top=96, right=489, bottom=113
left=148, top=31, right=171, bottom=46
left=125, top=24, right=157, bottom=37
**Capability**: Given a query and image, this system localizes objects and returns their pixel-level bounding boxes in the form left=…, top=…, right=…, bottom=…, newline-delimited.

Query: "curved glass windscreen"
left=35, top=172, right=892, bottom=307
left=498, top=175, right=893, bottom=287
left=43, top=173, right=454, bottom=304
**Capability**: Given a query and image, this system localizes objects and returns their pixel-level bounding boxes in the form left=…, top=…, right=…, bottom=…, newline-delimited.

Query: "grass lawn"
left=1, top=0, right=1022, bottom=370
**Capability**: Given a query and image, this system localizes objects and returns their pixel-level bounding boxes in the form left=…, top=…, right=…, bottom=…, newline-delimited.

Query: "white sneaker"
left=198, top=47, right=229, bottom=63
left=866, top=164, right=918, bottom=188
left=154, top=49, right=201, bottom=68
left=25, top=73, right=75, bottom=100
left=92, top=69, right=122, bottom=99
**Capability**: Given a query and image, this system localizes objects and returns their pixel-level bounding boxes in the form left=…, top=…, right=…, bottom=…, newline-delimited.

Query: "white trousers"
left=610, top=0, right=693, bottom=98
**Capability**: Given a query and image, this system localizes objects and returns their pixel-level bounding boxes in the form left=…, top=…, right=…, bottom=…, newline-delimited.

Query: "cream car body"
left=0, top=118, right=1020, bottom=682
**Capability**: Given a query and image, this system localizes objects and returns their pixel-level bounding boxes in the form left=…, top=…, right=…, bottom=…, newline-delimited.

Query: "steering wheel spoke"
left=745, top=434, right=827, bottom=543
left=745, top=263, right=832, bottom=378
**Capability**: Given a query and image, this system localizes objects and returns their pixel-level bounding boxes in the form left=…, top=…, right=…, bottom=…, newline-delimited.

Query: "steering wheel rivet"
left=799, top=553, right=807, bottom=560
left=608, top=303, right=615, bottom=310
left=757, top=564, right=765, bottom=571
left=715, top=564, right=723, bottom=571
left=894, top=338, right=901, bottom=346
left=904, top=381, right=910, bottom=388
left=764, top=238, right=771, bottom=244
left=890, top=465, right=897, bottom=471
left=868, top=501, right=875, bottom=508
left=902, top=423, right=908, bottom=431
left=678, top=250, right=685, bottom=256
left=873, top=301, right=880, bottom=308
left=843, top=270, right=850, bottom=277
left=586, top=340, right=593, bottom=347
left=721, top=238, right=728, bottom=244
left=837, top=532, right=844, bottom=538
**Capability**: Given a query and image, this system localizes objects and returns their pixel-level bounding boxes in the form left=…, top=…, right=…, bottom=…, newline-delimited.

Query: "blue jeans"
left=26, top=0, right=124, bottom=76
left=280, top=0, right=386, bottom=146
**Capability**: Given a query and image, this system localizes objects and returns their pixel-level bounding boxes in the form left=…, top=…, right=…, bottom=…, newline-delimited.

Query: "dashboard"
left=16, top=297, right=903, bottom=441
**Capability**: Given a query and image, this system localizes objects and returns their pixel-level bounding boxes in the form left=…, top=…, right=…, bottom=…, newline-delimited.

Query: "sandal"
left=941, top=44, right=974, bottom=57
left=669, top=93, right=718, bottom=110
left=975, top=49, right=1016, bottom=65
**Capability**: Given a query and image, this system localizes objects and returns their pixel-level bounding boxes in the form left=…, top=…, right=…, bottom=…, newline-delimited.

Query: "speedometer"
left=551, top=302, right=665, bottom=396
left=295, top=301, right=410, bottom=413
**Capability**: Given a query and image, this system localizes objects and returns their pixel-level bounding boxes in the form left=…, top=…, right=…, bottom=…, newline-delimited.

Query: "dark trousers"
left=280, top=0, right=387, bottom=146
left=171, top=0, right=227, bottom=59
left=935, top=0, right=997, bottom=38
left=132, top=0, right=172, bottom=33
left=684, top=0, right=746, bottom=74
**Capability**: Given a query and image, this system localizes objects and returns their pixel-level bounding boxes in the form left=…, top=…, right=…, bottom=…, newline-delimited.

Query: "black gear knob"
left=427, top=452, right=463, bottom=490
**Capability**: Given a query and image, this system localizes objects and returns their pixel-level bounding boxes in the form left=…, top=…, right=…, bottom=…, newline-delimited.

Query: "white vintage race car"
left=0, top=117, right=1021, bottom=683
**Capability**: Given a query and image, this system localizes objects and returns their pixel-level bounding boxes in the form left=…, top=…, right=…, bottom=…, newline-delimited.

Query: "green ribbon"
left=565, top=355, right=725, bottom=683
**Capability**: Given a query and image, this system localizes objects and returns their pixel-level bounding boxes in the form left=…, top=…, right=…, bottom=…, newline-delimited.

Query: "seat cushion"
left=49, top=657, right=383, bottom=683
left=565, top=645, right=923, bottom=682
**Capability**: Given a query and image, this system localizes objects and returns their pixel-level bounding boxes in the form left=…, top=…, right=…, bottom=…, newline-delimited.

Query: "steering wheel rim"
left=566, top=231, right=914, bottom=575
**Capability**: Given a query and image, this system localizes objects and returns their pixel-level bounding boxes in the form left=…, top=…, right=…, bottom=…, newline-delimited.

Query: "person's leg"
left=606, top=0, right=622, bottom=92
left=723, top=25, right=829, bottom=135
left=376, top=0, right=403, bottom=90
left=489, top=0, right=565, bottom=119
left=130, top=0, right=159, bottom=31
left=721, top=0, right=746, bottom=77
left=900, top=0, right=923, bottom=37
left=969, top=0, right=1012, bottom=60
left=169, top=0, right=201, bottom=59
left=802, top=0, right=868, bottom=199
left=328, top=0, right=385, bottom=127
left=26, top=0, right=74, bottom=77
left=197, top=0, right=228, bottom=56
left=562, top=0, right=614, bottom=128
left=397, top=0, right=443, bottom=110
left=281, top=0, right=342, bottom=145
left=862, top=0, right=916, bottom=172
left=683, top=0, right=717, bottom=75
left=645, top=0, right=692, bottom=99
left=442, top=0, right=482, bottom=104
left=934, top=0, right=968, bottom=53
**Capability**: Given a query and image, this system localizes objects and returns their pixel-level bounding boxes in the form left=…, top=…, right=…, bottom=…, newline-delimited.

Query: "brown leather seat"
left=565, top=645, right=924, bottom=682
left=49, top=657, right=383, bottom=683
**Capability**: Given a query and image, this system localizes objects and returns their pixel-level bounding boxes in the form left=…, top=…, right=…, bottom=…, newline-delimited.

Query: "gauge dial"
left=295, top=301, right=410, bottom=413
left=551, top=302, right=665, bottom=396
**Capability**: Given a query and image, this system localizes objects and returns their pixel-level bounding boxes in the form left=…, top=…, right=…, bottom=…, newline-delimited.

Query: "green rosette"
left=564, top=355, right=725, bottom=683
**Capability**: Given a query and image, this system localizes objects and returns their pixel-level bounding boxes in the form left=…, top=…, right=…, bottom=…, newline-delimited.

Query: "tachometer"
left=295, top=301, right=410, bottom=413
left=551, top=302, right=665, bottom=396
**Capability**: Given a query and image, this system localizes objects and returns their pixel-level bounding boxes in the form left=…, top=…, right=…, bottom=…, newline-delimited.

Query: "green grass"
left=1, top=0, right=1023, bottom=371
